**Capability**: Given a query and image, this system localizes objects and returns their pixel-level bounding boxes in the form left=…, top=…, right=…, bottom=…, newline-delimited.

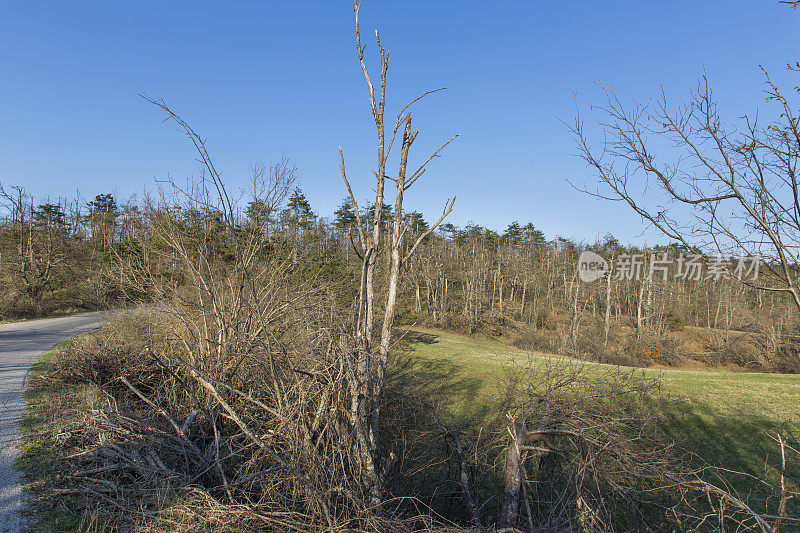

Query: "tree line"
left=1, top=178, right=796, bottom=370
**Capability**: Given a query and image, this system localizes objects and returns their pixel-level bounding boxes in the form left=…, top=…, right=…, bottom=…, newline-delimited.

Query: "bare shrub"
left=622, top=330, right=688, bottom=367
left=496, top=359, right=675, bottom=530
left=32, top=118, right=365, bottom=528
left=43, top=73, right=456, bottom=526
left=40, top=310, right=474, bottom=531
left=719, top=335, right=771, bottom=368
left=774, top=338, right=800, bottom=373
left=510, top=328, right=558, bottom=354
left=664, top=312, right=685, bottom=332
left=534, top=310, right=557, bottom=331
left=52, top=310, right=167, bottom=385
left=490, top=358, right=797, bottom=531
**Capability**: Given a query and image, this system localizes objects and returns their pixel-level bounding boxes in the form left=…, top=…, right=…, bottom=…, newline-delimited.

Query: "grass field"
left=394, top=326, right=800, bottom=501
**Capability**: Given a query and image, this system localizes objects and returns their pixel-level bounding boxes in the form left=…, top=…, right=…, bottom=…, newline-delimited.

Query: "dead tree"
left=495, top=358, right=795, bottom=531
left=497, top=360, right=669, bottom=530
left=338, top=1, right=456, bottom=504
left=0, top=185, right=69, bottom=300
left=571, top=70, right=800, bottom=315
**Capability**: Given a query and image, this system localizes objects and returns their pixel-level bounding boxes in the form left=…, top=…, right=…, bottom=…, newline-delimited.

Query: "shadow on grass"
left=397, top=329, right=440, bottom=346
left=392, top=328, right=800, bottom=522
left=648, top=393, right=800, bottom=517
left=390, top=333, right=494, bottom=422
left=385, top=330, right=505, bottom=524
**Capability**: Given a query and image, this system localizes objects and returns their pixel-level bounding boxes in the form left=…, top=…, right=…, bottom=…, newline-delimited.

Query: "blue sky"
left=0, top=1, right=797, bottom=244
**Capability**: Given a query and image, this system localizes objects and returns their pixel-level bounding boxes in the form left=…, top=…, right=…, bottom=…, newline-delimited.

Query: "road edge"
left=16, top=337, right=94, bottom=532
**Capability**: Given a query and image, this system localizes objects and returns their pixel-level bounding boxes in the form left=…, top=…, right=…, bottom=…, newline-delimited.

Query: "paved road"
left=0, top=312, right=105, bottom=532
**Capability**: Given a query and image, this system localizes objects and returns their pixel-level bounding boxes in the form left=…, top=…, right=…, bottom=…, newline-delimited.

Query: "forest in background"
left=2, top=181, right=797, bottom=372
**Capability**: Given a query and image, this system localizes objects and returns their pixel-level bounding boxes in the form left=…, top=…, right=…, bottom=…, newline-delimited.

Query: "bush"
left=496, top=358, right=684, bottom=530
left=774, top=338, right=800, bottom=373
left=718, top=335, right=768, bottom=368
left=511, top=328, right=557, bottom=353
left=534, top=310, right=557, bottom=330
left=53, top=310, right=166, bottom=386
left=623, top=331, right=688, bottom=367
left=665, top=312, right=685, bottom=332
left=394, top=307, right=418, bottom=326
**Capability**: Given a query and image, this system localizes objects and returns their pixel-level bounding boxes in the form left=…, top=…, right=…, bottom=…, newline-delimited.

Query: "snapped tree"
left=337, top=0, right=457, bottom=504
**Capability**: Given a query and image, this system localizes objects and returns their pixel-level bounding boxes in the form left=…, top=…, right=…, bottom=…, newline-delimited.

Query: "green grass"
left=395, top=326, right=800, bottom=500
left=18, top=341, right=66, bottom=457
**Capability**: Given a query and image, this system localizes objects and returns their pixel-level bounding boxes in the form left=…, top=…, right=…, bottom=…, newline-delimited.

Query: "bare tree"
left=337, top=1, right=456, bottom=503
left=0, top=185, right=72, bottom=300
left=571, top=71, right=800, bottom=314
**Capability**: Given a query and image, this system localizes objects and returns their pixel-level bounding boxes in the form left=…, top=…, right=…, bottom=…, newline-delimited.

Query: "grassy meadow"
left=393, top=326, right=800, bottom=502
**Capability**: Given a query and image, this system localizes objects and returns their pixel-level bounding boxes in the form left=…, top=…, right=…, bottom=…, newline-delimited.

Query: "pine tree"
left=245, top=198, right=273, bottom=229
left=86, top=193, right=118, bottom=248
left=439, top=223, right=457, bottom=239
left=522, top=222, right=546, bottom=248
left=333, top=198, right=357, bottom=230
left=601, top=233, right=621, bottom=252
left=365, top=203, right=393, bottom=228
left=33, top=203, right=67, bottom=231
left=281, top=188, right=315, bottom=231
left=503, top=221, right=523, bottom=245
left=404, top=211, right=429, bottom=236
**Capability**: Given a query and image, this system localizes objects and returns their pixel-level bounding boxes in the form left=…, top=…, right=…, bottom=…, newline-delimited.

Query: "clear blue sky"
left=0, top=1, right=797, bottom=244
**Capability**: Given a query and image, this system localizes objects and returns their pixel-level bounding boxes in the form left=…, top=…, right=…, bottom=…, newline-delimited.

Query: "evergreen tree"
left=522, top=222, right=546, bottom=248
left=601, top=233, right=621, bottom=253
left=404, top=211, right=429, bottom=236
left=86, top=193, right=119, bottom=247
left=87, top=193, right=117, bottom=214
left=33, top=203, right=67, bottom=232
left=556, top=236, right=578, bottom=257
left=333, top=198, right=357, bottom=230
left=456, top=222, right=500, bottom=247
left=281, top=188, right=315, bottom=231
left=503, top=221, right=523, bottom=245
left=483, top=228, right=501, bottom=249
left=365, top=203, right=393, bottom=228
left=245, top=198, right=274, bottom=229
left=439, top=222, right=457, bottom=239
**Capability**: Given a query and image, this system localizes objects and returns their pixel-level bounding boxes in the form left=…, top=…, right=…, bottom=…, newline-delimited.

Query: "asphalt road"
left=0, top=312, right=105, bottom=532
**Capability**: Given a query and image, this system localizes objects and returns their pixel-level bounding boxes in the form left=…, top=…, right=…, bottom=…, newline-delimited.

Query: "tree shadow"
left=384, top=329, right=502, bottom=524
left=651, top=394, right=800, bottom=517
left=389, top=328, right=495, bottom=421
left=395, top=328, right=440, bottom=346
